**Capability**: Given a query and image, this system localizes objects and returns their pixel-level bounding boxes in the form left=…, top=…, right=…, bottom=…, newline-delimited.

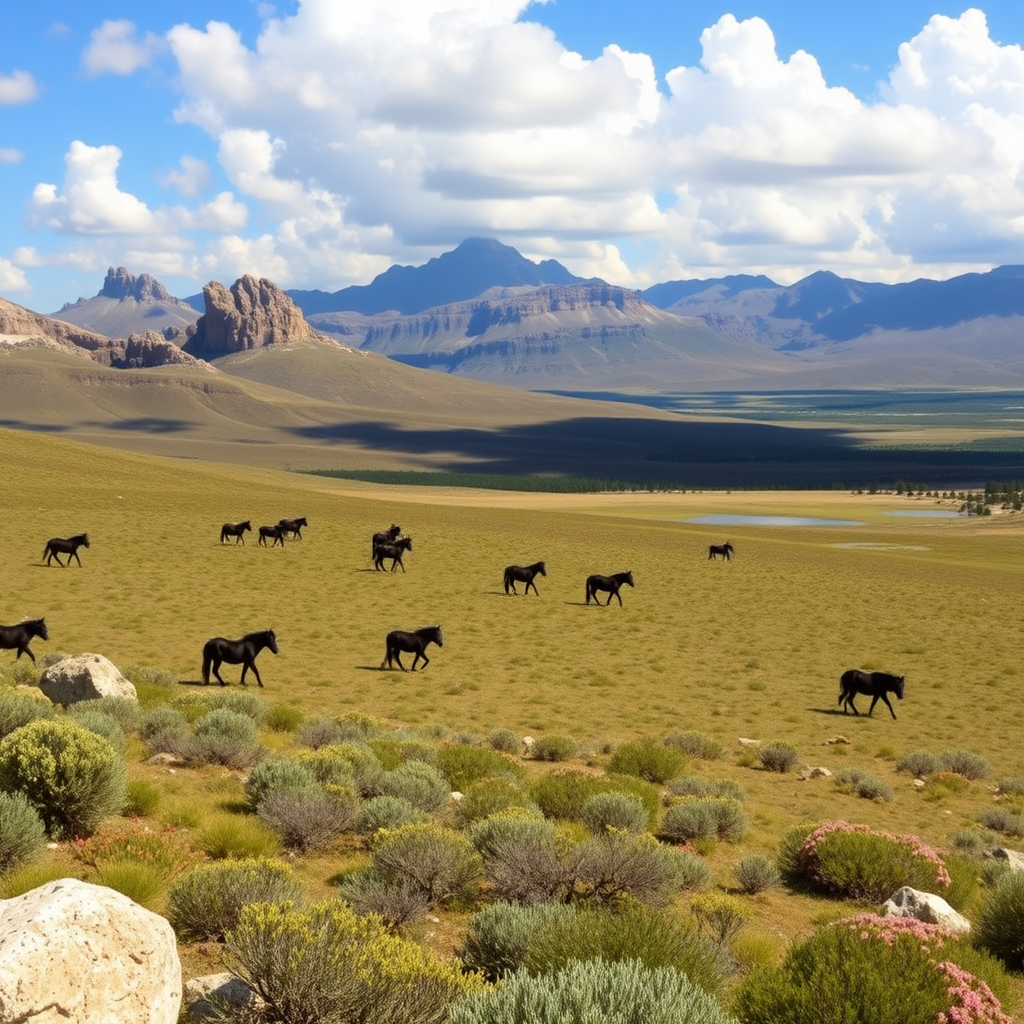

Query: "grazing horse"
left=585, top=570, right=635, bottom=606
left=504, top=561, right=546, bottom=595
left=708, top=542, right=735, bottom=561
left=278, top=516, right=308, bottom=540
left=42, top=533, right=90, bottom=567
left=220, top=520, right=252, bottom=544
left=371, top=524, right=402, bottom=559
left=258, top=524, right=286, bottom=547
left=201, top=629, right=279, bottom=687
left=374, top=536, right=412, bottom=573
left=0, top=618, right=48, bottom=663
left=838, top=669, right=905, bottom=720
left=381, top=626, right=443, bottom=671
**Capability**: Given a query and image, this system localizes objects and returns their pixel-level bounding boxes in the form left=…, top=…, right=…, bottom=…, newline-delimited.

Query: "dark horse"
left=381, top=625, right=443, bottom=671
left=585, top=570, right=635, bottom=606
left=201, top=629, right=279, bottom=687
left=371, top=524, right=401, bottom=558
left=374, top=536, right=412, bottom=572
left=504, top=561, right=546, bottom=595
left=708, top=542, right=735, bottom=561
left=220, top=520, right=252, bottom=544
left=42, top=533, right=90, bottom=567
left=258, top=524, right=286, bottom=547
left=0, top=618, right=48, bottom=663
left=278, top=516, right=308, bottom=540
left=838, top=668, right=905, bottom=720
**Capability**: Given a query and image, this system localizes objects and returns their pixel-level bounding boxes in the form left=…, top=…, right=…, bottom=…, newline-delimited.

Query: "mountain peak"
left=99, top=267, right=174, bottom=303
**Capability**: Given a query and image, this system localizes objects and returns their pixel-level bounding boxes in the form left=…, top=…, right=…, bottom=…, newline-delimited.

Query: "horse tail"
left=503, top=567, right=511, bottom=594
left=201, top=649, right=211, bottom=686
left=42, top=542, right=50, bottom=560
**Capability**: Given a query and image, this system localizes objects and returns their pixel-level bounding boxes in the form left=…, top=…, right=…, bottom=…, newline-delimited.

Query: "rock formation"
left=0, top=877, right=181, bottom=1023
left=39, top=653, right=138, bottom=705
left=111, top=331, right=209, bottom=370
left=99, top=266, right=178, bottom=303
left=881, top=886, right=972, bottom=934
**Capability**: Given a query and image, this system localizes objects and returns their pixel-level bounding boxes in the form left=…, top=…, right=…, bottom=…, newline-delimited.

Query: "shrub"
left=264, top=703, right=304, bottom=733
left=0, top=790, right=47, bottom=871
left=0, top=862, right=80, bottom=898
left=167, top=857, right=303, bottom=940
left=981, top=860, right=1011, bottom=888
left=369, top=823, right=482, bottom=907
left=243, top=757, right=319, bottom=811
left=437, top=744, right=523, bottom=790
left=459, top=901, right=576, bottom=980
left=937, top=748, right=991, bottom=781
left=734, top=854, right=782, bottom=894
left=203, top=690, right=267, bottom=725
left=172, top=707, right=263, bottom=768
left=469, top=812, right=568, bottom=905
left=608, top=737, right=684, bottom=783
left=976, top=807, right=1024, bottom=838
left=334, top=711, right=386, bottom=741
left=71, top=820, right=204, bottom=883
left=65, top=708, right=126, bottom=753
left=580, top=791, right=649, bottom=835
left=227, top=899, right=482, bottom=1024
left=833, top=767, right=893, bottom=802
left=734, top=914, right=1011, bottom=1024
left=456, top=777, right=538, bottom=825
left=139, top=705, right=187, bottom=740
left=796, top=821, right=950, bottom=901
left=449, top=958, right=737, bottom=1024
left=195, top=707, right=260, bottom=744
left=667, top=776, right=744, bottom=801
left=896, top=749, right=940, bottom=777
left=195, top=814, right=281, bottom=860
left=690, top=892, right=752, bottom=945
left=948, top=827, right=993, bottom=859
left=996, top=776, right=1024, bottom=797
left=0, top=719, right=127, bottom=839
left=665, top=731, right=724, bottom=760
left=93, top=858, right=167, bottom=909
left=122, top=778, right=161, bottom=818
left=378, top=761, right=450, bottom=813
left=777, top=823, right=817, bottom=879
left=532, top=770, right=659, bottom=825
left=295, top=715, right=347, bottom=749
left=487, top=728, right=519, bottom=754
left=67, top=696, right=142, bottom=734
left=357, top=795, right=423, bottom=836
left=757, top=740, right=799, bottom=774
left=299, top=743, right=383, bottom=795
left=0, top=689, right=55, bottom=740
left=258, top=787, right=358, bottom=851
left=976, top=869, right=1024, bottom=970
left=530, top=735, right=579, bottom=763
left=661, top=798, right=746, bottom=844
left=336, top=870, right=432, bottom=928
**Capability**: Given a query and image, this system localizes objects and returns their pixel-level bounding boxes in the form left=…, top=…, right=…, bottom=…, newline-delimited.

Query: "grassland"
left=1, top=426, right=1022, bottom=1001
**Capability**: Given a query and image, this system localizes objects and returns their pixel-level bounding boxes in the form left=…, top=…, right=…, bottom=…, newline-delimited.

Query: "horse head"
left=538, top=562, right=547, bottom=575
left=35, top=618, right=48, bottom=640
left=624, top=571, right=635, bottom=587
left=81, top=534, right=91, bottom=547
left=893, top=674, right=906, bottom=700
left=431, top=626, right=443, bottom=647
left=266, top=629, right=279, bottom=655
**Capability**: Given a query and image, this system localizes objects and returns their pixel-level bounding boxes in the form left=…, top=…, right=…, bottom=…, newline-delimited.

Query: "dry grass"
left=1, top=426, right=1021, bottom=1004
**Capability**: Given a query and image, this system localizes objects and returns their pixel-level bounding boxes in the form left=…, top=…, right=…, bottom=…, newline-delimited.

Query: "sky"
left=1, top=0, right=1022, bottom=313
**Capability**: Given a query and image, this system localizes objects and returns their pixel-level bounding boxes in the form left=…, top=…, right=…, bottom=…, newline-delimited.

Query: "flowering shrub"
left=797, top=820, right=950, bottom=901
left=72, top=820, right=203, bottom=881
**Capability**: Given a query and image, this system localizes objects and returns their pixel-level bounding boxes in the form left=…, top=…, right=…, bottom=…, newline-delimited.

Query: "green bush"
left=937, top=748, right=991, bottom=781
left=530, top=735, right=579, bottom=763
left=336, top=869, right=432, bottom=928
left=0, top=790, right=47, bottom=871
left=123, top=778, right=161, bottom=817
left=757, top=740, right=799, bottom=774
left=243, top=757, right=319, bottom=811
left=0, top=689, right=55, bottom=740
left=948, top=827, right=992, bottom=859
left=469, top=812, right=568, bottom=905
left=976, top=869, right=1024, bottom=970
left=0, top=719, right=126, bottom=838
left=195, top=814, right=281, bottom=860
left=65, top=708, right=126, bottom=753
left=777, top=823, right=817, bottom=879
left=203, top=690, right=267, bottom=725
left=195, top=706, right=260, bottom=743
left=264, top=703, right=304, bottom=732
left=580, top=791, right=649, bottom=835
left=896, top=749, right=940, bottom=777
left=378, top=761, right=450, bottom=813
left=437, top=743, right=523, bottom=790
left=258, top=787, right=358, bottom=851
left=369, top=823, right=482, bottom=907
left=996, top=776, right=1024, bottom=797
left=690, top=892, right=752, bottom=945
left=167, top=857, right=303, bottom=940
left=796, top=821, right=950, bottom=901
left=608, top=737, right=684, bottom=783
left=227, top=899, right=482, bottom=1024
left=67, top=696, right=142, bottom=734
left=299, top=742, right=383, bottom=795
left=139, top=705, right=187, bottom=740
left=487, top=728, right=520, bottom=754
left=93, top=858, right=167, bottom=909
left=734, top=855, right=781, bottom=894
left=532, top=770, right=659, bottom=825
left=0, top=862, right=80, bottom=898
left=171, top=707, right=263, bottom=768
left=356, top=795, right=424, bottom=836
left=976, top=807, right=1024, bottom=838
left=833, top=767, right=893, bottom=802
left=664, top=731, right=724, bottom=761
left=568, top=831, right=691, bottom=909
left=295, top=715, right=347, bottom=749
left=456, top=777, right=537, bottom=825
left=667, top=776, right=744, bottom=801
left=661, top=798, right=746, bottom=844
left=450, top=958, right=737, bottom=1024
left=459, top=901, right=576, bottom=980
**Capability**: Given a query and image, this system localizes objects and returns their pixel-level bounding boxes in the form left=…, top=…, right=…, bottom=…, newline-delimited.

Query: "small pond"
left=683, top=514, right=865, bottom=527
left=882, top=510, right=963, bottom=519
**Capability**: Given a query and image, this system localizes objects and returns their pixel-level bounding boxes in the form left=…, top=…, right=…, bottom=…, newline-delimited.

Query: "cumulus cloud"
left=158, top=155, right=213, bottom=197
left=82, top=19, right=163, bottom=77
left=0, top=258, right=30, bottom=292
left=0, top=69, right=38, bottom=104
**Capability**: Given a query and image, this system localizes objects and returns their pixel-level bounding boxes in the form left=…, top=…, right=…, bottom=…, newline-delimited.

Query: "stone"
left=738, top=737, right=761, bottom=747
left=0, top=877, right=181, bottom=1023
left=183, top=973, right=262, bottom=1023
left=881, top=886, right=971, bottom=935
left=991, top=848, right=1024, bottom=872
left=111, top=331, right=209, bottom=369
left=798, top=766, right=833, bottom=780
left=38, top=653, right=138, bottom=705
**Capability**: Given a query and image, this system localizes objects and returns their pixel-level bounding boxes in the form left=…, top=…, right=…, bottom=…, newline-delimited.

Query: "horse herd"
left=4, top=526, right=906, bottom=714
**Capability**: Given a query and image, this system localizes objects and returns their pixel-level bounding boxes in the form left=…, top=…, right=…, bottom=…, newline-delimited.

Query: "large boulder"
left=881, top=885, right=971, bottom=935
left=38, top=653, right=138, bottom=705
left=992, top=848, right=1024, bottom=873
left=0, top=877, right=181, bottom=1023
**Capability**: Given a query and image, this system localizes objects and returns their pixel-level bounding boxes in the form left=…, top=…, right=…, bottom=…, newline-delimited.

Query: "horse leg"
left=394, top=651, right=406, bottom=671
left=19, top=644, right=35, bottom=663
left=71, top=551, right=82, bottom=566
left=879, top=694, right=896, bottom=719
left=414, top=650, right=429, bottom=670
left=249, top=661, right=264, bottom=688
left=212, top=660, right=228, bottom=686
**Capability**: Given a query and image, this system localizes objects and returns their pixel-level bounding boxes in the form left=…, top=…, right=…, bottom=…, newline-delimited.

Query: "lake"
left=683, top=514, right=865, bottom=527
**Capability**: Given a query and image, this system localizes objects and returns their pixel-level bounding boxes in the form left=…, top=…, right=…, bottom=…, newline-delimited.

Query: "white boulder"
left=184, top=973, right=262, bottom=1023
left=0, top=877, right=181, bottom=1023
left=992, top=847, right=1024, bottom=872
left=881, top=885, right=971, bottom=935
left=38, top=653, right=137, bottom=705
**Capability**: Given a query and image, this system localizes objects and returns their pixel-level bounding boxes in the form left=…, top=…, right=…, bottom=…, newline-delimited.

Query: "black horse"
left=0, top=618, right=48, bottom=663
left=42, top=533, right=90, bottom=567
left=374, top=536, right=412, bottom=572
left=838, top=669, right=905, bottom=719
left=220, top=520, right=252, bottom=544
left=709, top=542, right=735, bottom=561
left=585, top=570, right=635, bottom=606
left=201, top=629, right=279, bottom=687
left=504, top=561, right=546, bottom=595
left=371, top=524, right=401, bottom=558
left=258, top=524, right=286, bottom=547
left=381, top=626, right=443, bottom=671
left=278, top=516, right=308, bottom=540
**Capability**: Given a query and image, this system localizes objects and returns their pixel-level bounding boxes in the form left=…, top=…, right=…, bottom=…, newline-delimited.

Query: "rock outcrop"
left=184, top=275, right=318, bottom=360
left=38, top=653, right=138, bottom=705
left=99, top=266, right=178, bottom=304
left=0, top=877, right=181, bottom=1023
left=992, top=848, right=1024, bottom=872
left=881, top=886, right=972, bottom=934
left=111, top=331, right=210, bottom=370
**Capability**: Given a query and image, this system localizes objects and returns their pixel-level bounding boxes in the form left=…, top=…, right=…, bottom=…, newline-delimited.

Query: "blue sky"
left=1, top=1, right=1022, bottom=312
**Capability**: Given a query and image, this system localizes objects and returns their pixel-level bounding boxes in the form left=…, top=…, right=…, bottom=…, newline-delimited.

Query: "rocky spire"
left=99, top=267, right=175, bottom=303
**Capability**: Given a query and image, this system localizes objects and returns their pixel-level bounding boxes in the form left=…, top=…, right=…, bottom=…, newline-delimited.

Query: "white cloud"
left=0, top=258, right=30, bottom=292
left=158, top=155, right=213, bottom=197
left=82, top=19, right=162, bottom=77
left=0, top=69, right=38, bottom=104
left=0, top=148, right=25, bottom=164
